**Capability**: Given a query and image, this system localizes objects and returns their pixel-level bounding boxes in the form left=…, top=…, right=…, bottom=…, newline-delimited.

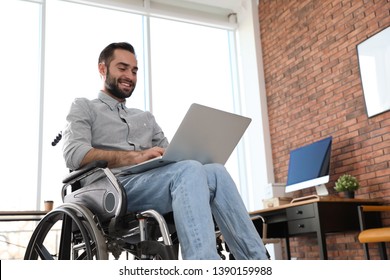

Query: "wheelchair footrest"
left=137, top=240, right=179, bottom=260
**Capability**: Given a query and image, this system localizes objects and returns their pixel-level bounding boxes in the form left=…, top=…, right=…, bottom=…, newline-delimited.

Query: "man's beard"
left=105, top=71, right=135, bottom=100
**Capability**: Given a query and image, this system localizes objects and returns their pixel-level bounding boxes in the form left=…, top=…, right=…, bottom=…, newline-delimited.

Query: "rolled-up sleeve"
left=62, top=92, right=170, bottom=171
left=62, top=98, right=94, bottom=170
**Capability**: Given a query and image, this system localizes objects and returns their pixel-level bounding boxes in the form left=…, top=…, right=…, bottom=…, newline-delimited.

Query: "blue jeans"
left=118, top=160, right=268, bottom=260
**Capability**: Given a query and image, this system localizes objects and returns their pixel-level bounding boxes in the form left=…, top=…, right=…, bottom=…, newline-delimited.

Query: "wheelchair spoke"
left=58, top=213, right=73, bottom=260
left=74, top=242, right=97, bottom=260
left=34, top=243, right=55, bottom=260
left=25, top=205, right=107, bottom=260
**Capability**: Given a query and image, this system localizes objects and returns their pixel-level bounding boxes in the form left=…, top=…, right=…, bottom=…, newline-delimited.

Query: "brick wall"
left=258, top=0, right=390, bottom=259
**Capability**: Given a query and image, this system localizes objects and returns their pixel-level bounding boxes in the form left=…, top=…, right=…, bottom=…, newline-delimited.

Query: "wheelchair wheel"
left=24, top=203, right=108, bottom=260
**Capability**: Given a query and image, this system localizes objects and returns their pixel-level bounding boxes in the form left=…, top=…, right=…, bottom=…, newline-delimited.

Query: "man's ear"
left=98, top=63, right=107, bottom=78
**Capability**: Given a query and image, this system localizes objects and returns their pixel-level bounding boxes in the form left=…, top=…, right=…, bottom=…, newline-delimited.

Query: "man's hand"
left=132, top=146, right=165, bottom=164
left=80, top=146, right=165, bottom=169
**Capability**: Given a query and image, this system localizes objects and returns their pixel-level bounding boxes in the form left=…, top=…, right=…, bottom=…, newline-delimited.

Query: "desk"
left=250, top=197, right=383, bottom=260
left=0, top=211, right=47, bottom=222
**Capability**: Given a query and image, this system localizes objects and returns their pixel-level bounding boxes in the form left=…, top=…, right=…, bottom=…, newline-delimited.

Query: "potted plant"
left=334, top=174, right=360, bottom=198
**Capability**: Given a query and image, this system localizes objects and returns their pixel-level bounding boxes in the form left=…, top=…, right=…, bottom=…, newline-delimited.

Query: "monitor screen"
left=285, top=136, right=332, bottom=195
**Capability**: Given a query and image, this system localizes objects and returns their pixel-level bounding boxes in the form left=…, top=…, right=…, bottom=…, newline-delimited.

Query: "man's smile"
left=119, top=79, right=133, bottom=90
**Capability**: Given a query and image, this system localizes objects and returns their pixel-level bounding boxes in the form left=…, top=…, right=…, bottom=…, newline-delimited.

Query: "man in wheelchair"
left=60, top=42, right=267, bottom=260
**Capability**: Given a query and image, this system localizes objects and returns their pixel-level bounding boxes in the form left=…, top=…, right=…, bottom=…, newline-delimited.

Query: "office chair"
left=251, top=215, right=280, bottom=245
left=357, top=205, right=390, bottom=260
left=250, top=215, right=278, bottom=260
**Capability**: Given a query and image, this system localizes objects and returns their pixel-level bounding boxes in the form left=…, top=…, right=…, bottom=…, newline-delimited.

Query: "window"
left=41, top=0, right=145, bottom=205
left=0, top=0, right=41, bottom=210
left=0, top=0, right=282, bottom=261
left=149, top=17, right=241, bottom=183
left=40, top=0, right=244, bottom=206
left=2, top=0, right=273, bottom=259
left=1, top=0, right=270, bottom=214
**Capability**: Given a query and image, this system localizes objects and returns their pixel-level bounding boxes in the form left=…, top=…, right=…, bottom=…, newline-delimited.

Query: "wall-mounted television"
left=285, top=136, right=332, bottom=197
left=357, top=26, right=390, bottom=118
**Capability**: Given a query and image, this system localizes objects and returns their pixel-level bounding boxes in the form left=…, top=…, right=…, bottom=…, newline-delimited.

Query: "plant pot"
left=344, top=191, right=355, bottom=199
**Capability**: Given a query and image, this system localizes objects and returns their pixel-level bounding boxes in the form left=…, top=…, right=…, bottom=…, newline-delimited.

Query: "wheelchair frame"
left=24, top=161, right=179, bottom=260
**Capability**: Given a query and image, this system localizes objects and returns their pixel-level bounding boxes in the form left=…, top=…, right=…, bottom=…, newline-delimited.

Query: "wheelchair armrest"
left=62, top=160, right=108, bottom=184
left=61, top=160, right=128, bottom=225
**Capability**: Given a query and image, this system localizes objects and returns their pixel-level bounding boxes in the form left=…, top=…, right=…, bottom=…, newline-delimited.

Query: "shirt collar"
left=98, top=91, right=126, bottom=111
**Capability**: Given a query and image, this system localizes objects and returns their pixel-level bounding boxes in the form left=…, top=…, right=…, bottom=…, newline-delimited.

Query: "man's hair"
left=98, top=42, right=136, bottom=66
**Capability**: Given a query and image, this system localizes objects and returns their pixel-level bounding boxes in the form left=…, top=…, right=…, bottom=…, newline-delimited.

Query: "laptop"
left=119, top=103, right=251, bottom=175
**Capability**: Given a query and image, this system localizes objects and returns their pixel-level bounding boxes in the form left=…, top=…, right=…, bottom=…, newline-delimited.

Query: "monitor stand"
left=315, top=184, right=329, bottom=196
left=291, top=184, right=329, bottom=204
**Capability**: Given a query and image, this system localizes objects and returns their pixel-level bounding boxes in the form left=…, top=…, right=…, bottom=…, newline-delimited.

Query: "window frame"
left=6, top=0, right=274, bottom=212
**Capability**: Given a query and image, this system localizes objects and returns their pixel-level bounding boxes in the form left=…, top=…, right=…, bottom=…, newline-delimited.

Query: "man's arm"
left=63, top=97, right=168, bottom=170
left=80, top=146, right=165, bottom=169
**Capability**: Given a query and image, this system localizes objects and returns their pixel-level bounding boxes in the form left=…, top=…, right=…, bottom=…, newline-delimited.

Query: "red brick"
left=260, top=0, right=390, bottom=259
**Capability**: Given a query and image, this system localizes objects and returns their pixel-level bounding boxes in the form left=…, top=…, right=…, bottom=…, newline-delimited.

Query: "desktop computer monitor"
left=285, top=136, right=332, bottom=196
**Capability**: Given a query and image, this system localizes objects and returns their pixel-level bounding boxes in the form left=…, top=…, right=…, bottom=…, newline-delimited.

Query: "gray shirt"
left=62, top=91, right=169, bottom=171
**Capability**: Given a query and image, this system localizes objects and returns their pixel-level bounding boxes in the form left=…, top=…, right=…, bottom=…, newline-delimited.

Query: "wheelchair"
left=24, top=160, right=180, bottom=260
left=24, top=160, right=232, bottom=260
